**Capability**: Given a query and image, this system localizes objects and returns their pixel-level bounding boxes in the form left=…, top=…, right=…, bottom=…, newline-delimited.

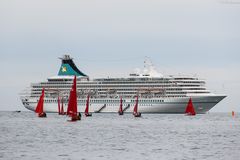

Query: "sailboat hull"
left=118, top=111, right=124, bottom=115
left=38, top=112, right=47, bottom=117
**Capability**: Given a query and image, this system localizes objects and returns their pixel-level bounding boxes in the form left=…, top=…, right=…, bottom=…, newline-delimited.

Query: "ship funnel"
left=58, top=55, right=87, bottom=77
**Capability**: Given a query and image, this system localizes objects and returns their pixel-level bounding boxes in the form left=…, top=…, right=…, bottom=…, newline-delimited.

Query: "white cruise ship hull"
left=22, top=95, right=226, bottom=114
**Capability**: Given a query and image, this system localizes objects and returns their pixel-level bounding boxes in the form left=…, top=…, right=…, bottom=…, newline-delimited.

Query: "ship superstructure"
left=21, top=55, right=226, bottom=113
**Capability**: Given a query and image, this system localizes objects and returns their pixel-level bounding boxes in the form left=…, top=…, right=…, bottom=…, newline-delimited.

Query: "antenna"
left=59, top=54, right=73, bottom=60
left=144, top=56, right=153, bottom=68
left=143, top=57, right=163, bottom=77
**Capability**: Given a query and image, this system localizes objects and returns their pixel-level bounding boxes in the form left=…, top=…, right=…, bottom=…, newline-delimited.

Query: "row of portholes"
left=41, top=99, right=165, bottom=103
left=39, top=100, right=155, bottom=107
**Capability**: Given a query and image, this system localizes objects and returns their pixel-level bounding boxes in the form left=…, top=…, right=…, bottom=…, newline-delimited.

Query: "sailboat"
left=58, top=96, right=61, bottom=115
left=133, top=96, right=141, bottom=117
left=60, top=97, right=65, bottom=115
left=35, top=88, right=47, bottom=117
left=118, top=96, right=123, bottom=115
left=185, top=98, right=196, bottom=116
left=232, top=111, right=235, bottom=117
left=85, top=95, right=92, bottom=117
left=67, top=76, right=81, bottom=121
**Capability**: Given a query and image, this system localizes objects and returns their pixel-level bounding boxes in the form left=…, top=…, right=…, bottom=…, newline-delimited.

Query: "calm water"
left=0, top=112, right=239, bottom=160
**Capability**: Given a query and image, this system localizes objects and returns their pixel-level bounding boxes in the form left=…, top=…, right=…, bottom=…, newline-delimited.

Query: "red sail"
left=67, top=76, right=78, bottom=117
left=58, top=96, right=61, bottom=115
left=85, top=95, right=90, bottom=114
left=133, top=96, right=139, bottom=114
left=185, top=98, right=196, bottom=115
left=61, top=98, right=64, bottom=114
left=67, top=90, right=73, bottom=115
left=35, top=88, right=45, bottom=113
left=119, top=96, right=123, bottom=112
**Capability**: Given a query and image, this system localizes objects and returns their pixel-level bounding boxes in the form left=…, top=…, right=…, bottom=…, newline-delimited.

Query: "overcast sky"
left=0, top=0, right=239, bottom=112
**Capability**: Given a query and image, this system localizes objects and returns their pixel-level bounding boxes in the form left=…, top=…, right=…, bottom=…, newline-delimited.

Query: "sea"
left=0, top=112, right=239, bottom=160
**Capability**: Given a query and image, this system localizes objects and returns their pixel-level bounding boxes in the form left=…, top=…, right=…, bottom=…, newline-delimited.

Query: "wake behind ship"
left=21, top=55, right=226, bottom=114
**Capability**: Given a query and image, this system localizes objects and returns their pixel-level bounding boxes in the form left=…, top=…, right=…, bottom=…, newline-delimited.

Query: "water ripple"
left=0, top=112, right=240, bottom=160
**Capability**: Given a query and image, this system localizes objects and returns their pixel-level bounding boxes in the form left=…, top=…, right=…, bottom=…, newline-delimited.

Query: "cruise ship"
left=21, top=55, right=226, bottom=114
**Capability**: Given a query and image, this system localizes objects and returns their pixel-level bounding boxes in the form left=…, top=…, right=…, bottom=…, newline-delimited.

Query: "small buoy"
left=232, top=111, right=235, bottom=117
